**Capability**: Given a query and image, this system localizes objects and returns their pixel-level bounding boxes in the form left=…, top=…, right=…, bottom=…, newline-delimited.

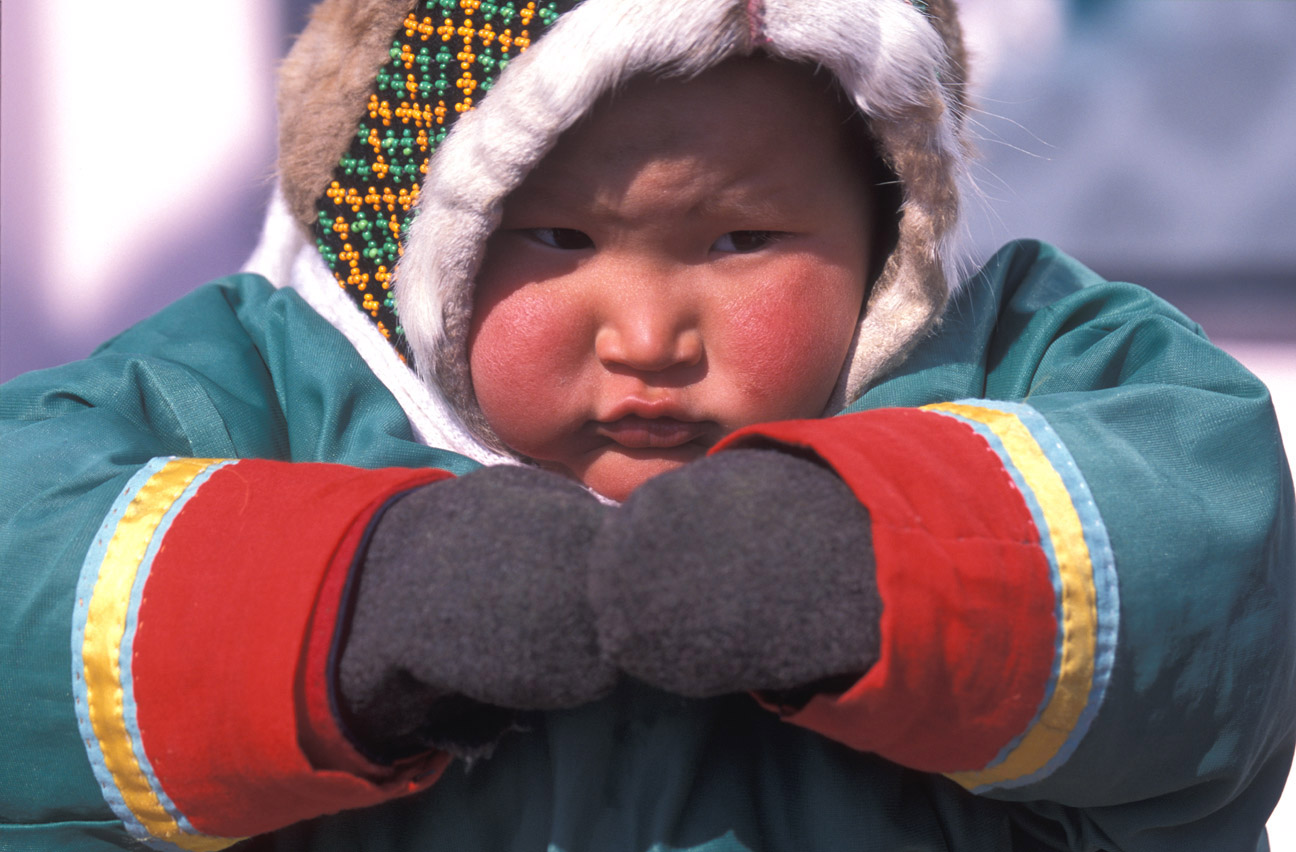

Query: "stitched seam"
left=744, top=0, right=768, bottom=47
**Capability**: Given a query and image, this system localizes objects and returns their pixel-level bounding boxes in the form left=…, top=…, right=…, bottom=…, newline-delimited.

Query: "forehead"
left=515, top=57, right=866, bottom=206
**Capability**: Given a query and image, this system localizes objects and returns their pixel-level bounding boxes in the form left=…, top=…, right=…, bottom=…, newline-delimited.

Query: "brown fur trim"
left=923, top=0, right=970, bottom=121
left=277, top=0, right=419, bottom=230
left=826, top=85, right=964, bottom=407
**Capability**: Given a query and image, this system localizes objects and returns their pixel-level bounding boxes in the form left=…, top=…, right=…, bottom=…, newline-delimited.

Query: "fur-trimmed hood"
left=253, top=0, right=972, bottom=464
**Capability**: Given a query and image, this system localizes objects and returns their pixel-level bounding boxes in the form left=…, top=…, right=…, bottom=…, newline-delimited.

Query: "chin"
left=579, top=446, right=703, bottom=503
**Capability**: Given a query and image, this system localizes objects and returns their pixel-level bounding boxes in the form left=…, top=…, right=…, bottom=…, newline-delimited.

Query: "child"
left=1, top=1, right=1292, bottom=850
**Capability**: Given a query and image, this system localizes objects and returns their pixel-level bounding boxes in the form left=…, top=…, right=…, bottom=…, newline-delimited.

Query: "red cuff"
left=75, top=458, right=454, bottom=845
left=714, top=409, right=1057, bottom=773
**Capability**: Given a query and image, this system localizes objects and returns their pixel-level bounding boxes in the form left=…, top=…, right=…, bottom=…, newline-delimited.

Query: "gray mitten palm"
left=337, top=466, right=616, bottom=762
left=589, top=448, right=880, bottom=700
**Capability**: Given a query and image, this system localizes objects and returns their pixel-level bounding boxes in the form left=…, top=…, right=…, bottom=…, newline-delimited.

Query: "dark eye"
left=711, top=230, right=780, bottom=253
left=530, top=227, right=594, bottom=250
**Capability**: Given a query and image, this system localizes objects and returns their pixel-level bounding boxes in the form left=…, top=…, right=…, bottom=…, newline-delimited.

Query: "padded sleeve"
left=72, top=458, right=456, bottom=849
left=715, top=402, right=1112, bottom=788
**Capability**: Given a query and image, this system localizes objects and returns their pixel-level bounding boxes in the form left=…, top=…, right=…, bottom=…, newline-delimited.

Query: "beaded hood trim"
left=279, top=0, right=971, bottom=453
left=309, top=1, right=573, bottom=361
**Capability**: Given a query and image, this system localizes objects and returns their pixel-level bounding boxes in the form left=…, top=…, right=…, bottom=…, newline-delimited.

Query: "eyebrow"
left=509, top=165, right=809, bottom=227
left=693, top=176, right=804, bottom=222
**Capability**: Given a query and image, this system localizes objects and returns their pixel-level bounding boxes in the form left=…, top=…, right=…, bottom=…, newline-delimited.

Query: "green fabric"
left=1, top=243, right=1291, bottom=851
left=243, top=681, right=1024, bottom=852
left=0, top=277, right=478, bottom=830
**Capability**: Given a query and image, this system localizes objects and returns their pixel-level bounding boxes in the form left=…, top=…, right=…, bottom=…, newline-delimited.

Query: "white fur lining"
left=394, top=0, right=967, bottom=406
left=241, top=186, right=518, bottom=467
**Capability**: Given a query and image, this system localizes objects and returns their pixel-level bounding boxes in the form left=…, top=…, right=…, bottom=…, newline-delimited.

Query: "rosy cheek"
left=732, top=311, right=841, bottom=405
left=469, top=285, right=588, bottom=450
left=720, top=265, right=862, bottom=417
left=472, top=292, right=552, bottom=387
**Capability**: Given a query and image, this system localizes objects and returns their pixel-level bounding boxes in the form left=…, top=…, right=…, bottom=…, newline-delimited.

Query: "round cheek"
left=469, top=284, right=587, bottom=457
left=718, top=260, right=863, bottom=420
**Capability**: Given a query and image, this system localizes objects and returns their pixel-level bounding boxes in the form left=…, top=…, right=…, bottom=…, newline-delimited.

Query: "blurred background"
left=1, top=0, right=1293, bottom=840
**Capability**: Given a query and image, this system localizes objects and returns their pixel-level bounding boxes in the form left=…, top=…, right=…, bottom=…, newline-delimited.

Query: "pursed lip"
left=595, top=416, right=711, bottom=449
left=593, top=399, right=716, bottom=449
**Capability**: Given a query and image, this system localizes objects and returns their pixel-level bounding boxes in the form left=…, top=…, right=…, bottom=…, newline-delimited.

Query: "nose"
left=594, top=289, right=703, bottom=373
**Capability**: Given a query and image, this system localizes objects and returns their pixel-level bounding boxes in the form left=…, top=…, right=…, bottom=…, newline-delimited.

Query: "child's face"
left=469, top=59, right=874, bottom=501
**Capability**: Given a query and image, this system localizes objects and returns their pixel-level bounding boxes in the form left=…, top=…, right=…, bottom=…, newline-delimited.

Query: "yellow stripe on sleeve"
left=925, top=403, right=1100, bottom=790
left=81, top=457, right=242, bottom=851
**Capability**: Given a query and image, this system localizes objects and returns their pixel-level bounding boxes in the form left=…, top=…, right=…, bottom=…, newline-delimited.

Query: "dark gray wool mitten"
left=337, top=465, right=617, bottom=763
left=589, top=448, right=880, bottom=701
